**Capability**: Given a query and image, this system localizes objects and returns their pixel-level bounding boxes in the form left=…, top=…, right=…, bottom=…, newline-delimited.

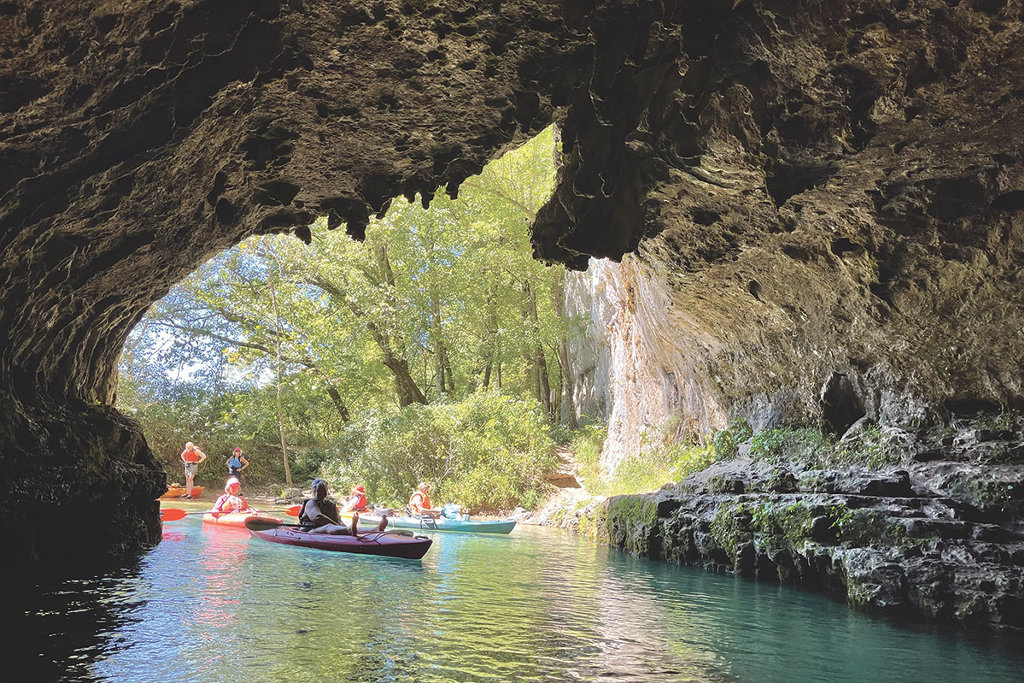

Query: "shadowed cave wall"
left=2, top=0, right=1023, bottom=567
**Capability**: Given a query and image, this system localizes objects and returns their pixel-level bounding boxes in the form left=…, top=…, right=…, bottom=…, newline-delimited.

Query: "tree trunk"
left=549, top=270, right=578, bottom=428
left=325, top=385, right=351, bottom=422
left=267, top=277, right=293, bottom=487
left=384, top=355, right=428, bottom=407
left=311, top=272, right=428, bottom=408
left=526, top=280, right=553, bottom=418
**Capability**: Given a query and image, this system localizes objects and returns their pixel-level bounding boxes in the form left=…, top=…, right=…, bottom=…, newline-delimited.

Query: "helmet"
left=353, top=485, right=365, bottom=493
left=225, top=477, right=241, bottom=493
left=233, top=447, right=242, bottom=454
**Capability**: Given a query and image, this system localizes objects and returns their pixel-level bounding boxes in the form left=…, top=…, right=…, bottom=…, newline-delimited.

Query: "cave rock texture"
left=3, top=0, right=1024, bottom=569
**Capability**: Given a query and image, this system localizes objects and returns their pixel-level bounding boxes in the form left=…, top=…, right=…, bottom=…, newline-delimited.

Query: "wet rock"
left=587, top=455, right=1024, bottom=633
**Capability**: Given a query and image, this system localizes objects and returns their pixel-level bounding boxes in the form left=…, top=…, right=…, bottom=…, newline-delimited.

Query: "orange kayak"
left=202, top=511, right=280, bottom=529
left=159, top=485, right=204, bottom=500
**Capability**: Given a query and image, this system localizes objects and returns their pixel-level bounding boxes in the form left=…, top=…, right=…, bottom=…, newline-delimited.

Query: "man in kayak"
left=226, top=447, right=249, bottom=483
left=213, top=477, right=253, bottom=514
left=180, top=442, right=207, bottom=498
left=408, top=482, right=442, bottom=518
left=300, top=479, right=387, bottom=535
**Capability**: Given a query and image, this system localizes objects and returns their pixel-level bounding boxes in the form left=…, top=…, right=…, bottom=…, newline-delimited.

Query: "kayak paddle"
left=244, top=517, right=304, bottom=531
left=243, top=516, right=414, bottom=536
left=160, top=508, right=212, bottom=521
left=160, top=508, right=244, bottom=521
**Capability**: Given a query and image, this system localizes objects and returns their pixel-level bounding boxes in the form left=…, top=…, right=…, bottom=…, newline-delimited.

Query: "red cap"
left=353, top=485, right=365, bottom=493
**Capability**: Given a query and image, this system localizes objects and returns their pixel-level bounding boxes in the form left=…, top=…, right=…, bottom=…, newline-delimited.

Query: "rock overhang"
left=1, top=0, right=1023, bottom=564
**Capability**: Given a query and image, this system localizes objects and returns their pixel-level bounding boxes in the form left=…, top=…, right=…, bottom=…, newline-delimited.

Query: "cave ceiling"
left=2, top=0, right=1024, bottom=561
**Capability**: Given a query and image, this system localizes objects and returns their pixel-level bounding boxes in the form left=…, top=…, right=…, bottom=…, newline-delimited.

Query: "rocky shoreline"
left=538, top=421, right=1024, bottom=633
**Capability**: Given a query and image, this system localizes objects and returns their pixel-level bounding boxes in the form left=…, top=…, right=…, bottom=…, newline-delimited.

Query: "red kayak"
left=203, top=512, right=281, bottom=529
left=251, top=527, right=432, bottom=559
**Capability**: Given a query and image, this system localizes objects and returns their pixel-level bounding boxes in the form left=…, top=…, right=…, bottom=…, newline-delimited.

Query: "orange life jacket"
left=409, top=491, right=431, bottom=513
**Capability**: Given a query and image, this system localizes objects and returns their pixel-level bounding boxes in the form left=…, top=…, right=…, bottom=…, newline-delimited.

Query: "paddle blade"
left=160, top=508, right=188, bottom=521
left=244, top=517, right=286, bottom=532
left=285, top=504, right=301, bottom=517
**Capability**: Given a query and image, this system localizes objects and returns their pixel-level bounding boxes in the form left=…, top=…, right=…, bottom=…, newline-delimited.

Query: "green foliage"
left=571, top=418, right=753, bottom=497
left=570, top=422, right=608, bottom=490
left=748, top=425, right=908, bottom=470
left=829, top=505, right=893, bottom=546
left=750, top=427, right=828, bottom=466
left=324, top=391, right=557, bottom=512
left=117, top=129, right=580, bottom=510
left=967, top=409, right=1020, bottom=432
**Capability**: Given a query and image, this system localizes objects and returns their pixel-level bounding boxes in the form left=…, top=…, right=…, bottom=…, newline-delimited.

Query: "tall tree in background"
left=118, top=127, right=581, bottom=484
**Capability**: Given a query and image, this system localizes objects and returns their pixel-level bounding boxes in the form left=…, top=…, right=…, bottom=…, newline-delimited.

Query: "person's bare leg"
left=350, top=512, right=359, bottom=535
left=377, top=515, right=388, bottom=531
left=184, top=472, right=193, bottom=498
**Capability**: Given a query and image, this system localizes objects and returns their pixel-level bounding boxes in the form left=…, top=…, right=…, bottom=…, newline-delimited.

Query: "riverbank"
left=530, top=420, right=1024, bottom=633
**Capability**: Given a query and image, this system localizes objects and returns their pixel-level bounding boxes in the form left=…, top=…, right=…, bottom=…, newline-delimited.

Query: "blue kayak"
left=342, top=511, right=516, bottom=534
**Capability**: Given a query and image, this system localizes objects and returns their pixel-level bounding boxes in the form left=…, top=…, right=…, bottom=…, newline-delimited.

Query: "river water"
left=7, top=514, right=1023, bottom=682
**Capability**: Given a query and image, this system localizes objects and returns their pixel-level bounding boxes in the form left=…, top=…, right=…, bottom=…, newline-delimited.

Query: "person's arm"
left=213, top=495, right=226, bottom=512
left=240, top=456, right=249, bottom=470
left=196, top=449, right=207, bottom=464
left=181, top=450, right=188, bottom=464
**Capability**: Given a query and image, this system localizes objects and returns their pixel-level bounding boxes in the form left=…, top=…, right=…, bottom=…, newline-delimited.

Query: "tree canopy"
left=119, top=127, right=577, bottom=509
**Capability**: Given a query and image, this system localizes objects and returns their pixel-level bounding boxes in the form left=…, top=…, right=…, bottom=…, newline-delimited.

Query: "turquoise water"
left=7, top=517, right=1023, bottom=682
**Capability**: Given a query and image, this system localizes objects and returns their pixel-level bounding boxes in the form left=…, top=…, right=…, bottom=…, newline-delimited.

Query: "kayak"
left=341, top=511, right=516, bottom=535
left=160, top=485, right=204, bottom=499
left=203, top=512, right=281, bottom=529
left=251, top=527, right=432, bottom=559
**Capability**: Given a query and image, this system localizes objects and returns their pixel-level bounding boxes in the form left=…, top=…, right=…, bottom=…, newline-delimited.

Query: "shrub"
left=324, top=391, right=557, bottom=512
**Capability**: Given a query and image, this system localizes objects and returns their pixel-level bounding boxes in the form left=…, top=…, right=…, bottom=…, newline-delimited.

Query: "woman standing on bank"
left=179, top=442, right=207, bottom=499
left=226, top=447, right=249, bottom=483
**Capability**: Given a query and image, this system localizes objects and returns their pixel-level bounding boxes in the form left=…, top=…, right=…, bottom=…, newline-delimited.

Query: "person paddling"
left=226, top=447, right=249, bottom=483
left=213, top=477, right=253, bottom=514
left=300, top=479, right=387, bottom=535
left=179, top=442, right=207, bottom=499
left=408, top=482, right=442, bottom=518
left=340, top=484, right=370, bottom=513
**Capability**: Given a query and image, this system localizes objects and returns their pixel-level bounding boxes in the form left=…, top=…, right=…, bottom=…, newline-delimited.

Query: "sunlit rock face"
left=565, top=257, right=728, bottom=471
left=2, top=0, right=1024, bottom=567
left=559, top=1, right=1024, bottom=465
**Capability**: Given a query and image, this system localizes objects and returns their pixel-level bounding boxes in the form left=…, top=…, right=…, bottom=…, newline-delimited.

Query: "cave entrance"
left=120, top=128, right=578, bottom=511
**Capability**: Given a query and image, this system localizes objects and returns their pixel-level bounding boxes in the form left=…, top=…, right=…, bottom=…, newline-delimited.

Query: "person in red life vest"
left=408, top=482, right=442, bottom=518
left=179, top=441, right=207, bottom=498
left=212, top=477, right=253, bottom=514
left=340, top=484, right=370, bottom=513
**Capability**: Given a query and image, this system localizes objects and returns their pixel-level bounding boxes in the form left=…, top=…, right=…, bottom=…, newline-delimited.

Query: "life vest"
left=299, top=498, right=338, bottom=527
left=182, top=449, right=200, bottom=463
left=228, top=455, right=242, bottom=469
left=352, top=492, right=367, bottom=510
left=409, top=491, right=431, bottom=513
left=215, top=493, right=249, bottom=513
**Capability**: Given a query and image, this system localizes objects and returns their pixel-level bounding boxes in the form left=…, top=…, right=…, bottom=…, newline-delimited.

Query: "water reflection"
left=5, top=519, right=1024, bottom=682
left=5, top=559, right=147, bottom=682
